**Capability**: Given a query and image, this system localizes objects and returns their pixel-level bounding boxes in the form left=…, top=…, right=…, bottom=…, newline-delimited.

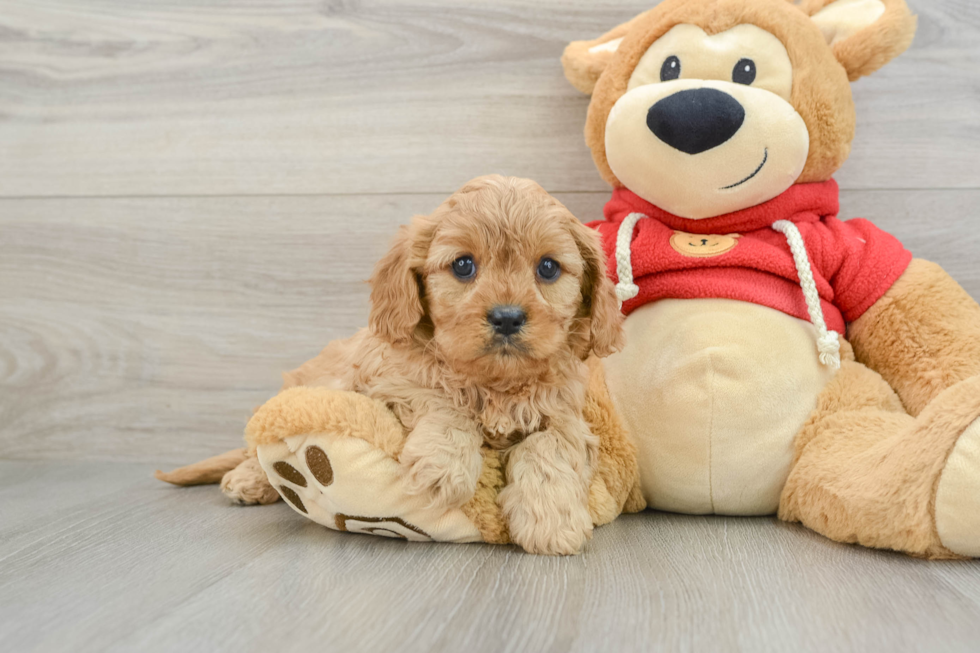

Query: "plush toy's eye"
left=733, top=58, right=756, bottom=85
left=451, top=255, right=476, bottom=281
left=660, top=55, right=681, bottom=82
left=536, top=257, right=561, bottom=282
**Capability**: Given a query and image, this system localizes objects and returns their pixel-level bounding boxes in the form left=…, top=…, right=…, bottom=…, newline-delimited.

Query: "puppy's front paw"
left=400, top=433, right=482, bottom=509
left=220, top=458, right=280, bottom=505
left=498, top=485, right=593, bottom=555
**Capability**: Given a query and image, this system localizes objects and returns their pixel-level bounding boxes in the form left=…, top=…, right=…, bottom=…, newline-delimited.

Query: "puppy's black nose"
left=488, top=306, right=526, bottom=336
left=647, top=88, right=745, bottom=155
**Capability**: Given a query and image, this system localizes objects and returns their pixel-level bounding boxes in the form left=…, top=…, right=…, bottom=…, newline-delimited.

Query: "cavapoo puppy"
left=230, top=175, right=624, bottom=554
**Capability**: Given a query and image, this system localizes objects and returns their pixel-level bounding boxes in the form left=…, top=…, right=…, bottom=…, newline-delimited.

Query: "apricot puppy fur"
left=248, top=175, right=623, bottom=554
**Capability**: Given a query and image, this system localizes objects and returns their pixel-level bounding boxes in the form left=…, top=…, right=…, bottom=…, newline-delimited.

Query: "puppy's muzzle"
left=487, top=305, right=526, bottom=337
left=646, top=88, right=745, bottom=155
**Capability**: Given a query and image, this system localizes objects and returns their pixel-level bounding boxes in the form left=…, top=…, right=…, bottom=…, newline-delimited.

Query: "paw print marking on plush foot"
left=305, top=445, right=334, bottom=487
left=264, top=444, right=335, bottom=517
left=272, top=461, right=307, bottom=487
left=335, top=514, right=432, bottom=541
left=278, top=485, right=307, bottom=514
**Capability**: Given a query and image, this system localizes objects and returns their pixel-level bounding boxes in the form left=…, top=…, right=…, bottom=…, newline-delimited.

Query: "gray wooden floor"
left=2, top=1, right=979, bottom=651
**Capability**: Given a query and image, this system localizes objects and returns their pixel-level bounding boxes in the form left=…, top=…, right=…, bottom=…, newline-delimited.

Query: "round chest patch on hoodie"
left=669, top=231, right=740, bottom=258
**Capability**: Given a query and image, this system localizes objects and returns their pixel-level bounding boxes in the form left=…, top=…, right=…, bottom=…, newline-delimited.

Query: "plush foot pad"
left=256, top=432, right=483, bottom=543
left=935, top=417, right=980, bottom=557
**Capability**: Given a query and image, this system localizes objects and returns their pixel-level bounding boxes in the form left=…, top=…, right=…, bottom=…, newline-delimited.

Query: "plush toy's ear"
left=799, top=0, right=917, bottom=81
left=562, top=14, right=644, bottom=95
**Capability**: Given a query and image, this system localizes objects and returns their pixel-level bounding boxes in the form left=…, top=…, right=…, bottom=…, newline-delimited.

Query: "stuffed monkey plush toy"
left=562, top=0, right=980, bottom=558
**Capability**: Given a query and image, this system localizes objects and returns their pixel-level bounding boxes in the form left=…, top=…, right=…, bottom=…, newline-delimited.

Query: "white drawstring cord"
left=772, top=220, right=841, bottom=369
left=614, top=212, right=646, bottom=307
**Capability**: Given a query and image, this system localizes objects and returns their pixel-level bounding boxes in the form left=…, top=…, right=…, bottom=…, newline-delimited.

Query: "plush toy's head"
left=562, top=0, right=916, bottom=219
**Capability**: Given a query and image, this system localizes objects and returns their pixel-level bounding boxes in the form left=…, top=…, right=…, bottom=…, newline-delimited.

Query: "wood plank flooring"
left=4, top=461, right=980, bottom=653
left=2, top=0, right=980, bottom=651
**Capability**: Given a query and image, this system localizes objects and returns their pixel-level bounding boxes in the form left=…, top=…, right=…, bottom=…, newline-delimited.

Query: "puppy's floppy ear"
left=561, top=13, right=645, bottom=95
left=368, top=217, right=434, bottom=345
left=798, top=0, right=916, bottom=81
left=569, top=219, right=624, bottom=358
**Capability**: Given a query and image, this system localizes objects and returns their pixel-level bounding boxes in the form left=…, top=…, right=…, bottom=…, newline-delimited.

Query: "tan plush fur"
left=563, top=0, right=916, bottom=188
left=797, top=0, right=917, bottom=81
left=780, top=356, right=980, bottom=559
left=848, top=259, right=980, bottom=417
left=244, top=386, right=406, bottom=457
left=561, top=13, right=646, bottom=95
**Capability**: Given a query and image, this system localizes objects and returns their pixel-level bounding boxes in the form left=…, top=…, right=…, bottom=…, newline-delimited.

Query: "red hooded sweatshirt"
left=588, top=180, right=911, bottom=334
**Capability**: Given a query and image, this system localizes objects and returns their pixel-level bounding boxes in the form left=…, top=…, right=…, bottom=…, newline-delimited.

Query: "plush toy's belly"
left=603, top=298, right=838, bottom=515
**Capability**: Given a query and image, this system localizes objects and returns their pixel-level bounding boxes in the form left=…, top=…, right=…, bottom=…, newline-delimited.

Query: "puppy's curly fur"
left=230, top=175, right=624, bottom=554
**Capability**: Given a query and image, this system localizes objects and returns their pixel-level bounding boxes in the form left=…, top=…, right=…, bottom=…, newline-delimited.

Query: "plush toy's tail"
left=155, top=448, right=248, bottom=486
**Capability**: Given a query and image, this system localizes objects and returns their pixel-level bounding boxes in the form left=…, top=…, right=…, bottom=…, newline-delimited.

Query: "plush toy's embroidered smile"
left=721, top=148, right=768, bottom=190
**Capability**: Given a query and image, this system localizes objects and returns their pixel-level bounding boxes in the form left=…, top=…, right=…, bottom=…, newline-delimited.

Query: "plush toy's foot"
left=256, top=432, right=483, bottom=542
left=246, top=387, right=483, bottom=542
left=780, top=365, right=980, bottom=559
left=935, top=416, right=980, bottom=557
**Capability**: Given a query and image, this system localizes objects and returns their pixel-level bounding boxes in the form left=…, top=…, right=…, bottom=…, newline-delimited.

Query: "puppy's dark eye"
left=536, top=258, right=561, bottom=282
left=451, top=255, right=476, bottom=281
left=660, top=55, right=681, bottom=82
left=733, top=58, right=756, bottom=85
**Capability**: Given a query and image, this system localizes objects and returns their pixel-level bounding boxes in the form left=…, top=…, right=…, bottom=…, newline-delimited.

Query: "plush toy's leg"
left=245, top=386, right=407, bottom=457
left=779, top=357, right=980, bottom=558
left=211, top=383, right=412, bottom=506
left=247, top=387, right=486, bottom=542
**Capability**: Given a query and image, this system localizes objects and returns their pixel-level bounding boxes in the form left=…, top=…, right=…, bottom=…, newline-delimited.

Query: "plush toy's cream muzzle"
left=605, top=78, right=809, bottom=219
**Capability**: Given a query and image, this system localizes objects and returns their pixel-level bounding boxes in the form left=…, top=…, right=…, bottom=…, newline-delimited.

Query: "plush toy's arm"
left=848, top=259, right=980, bottom=416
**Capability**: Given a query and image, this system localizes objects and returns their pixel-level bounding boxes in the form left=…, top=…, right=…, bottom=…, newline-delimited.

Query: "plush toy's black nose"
left=488, top=306, right=526, bottom=336
left=647, top=88, right=745, bottom=155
